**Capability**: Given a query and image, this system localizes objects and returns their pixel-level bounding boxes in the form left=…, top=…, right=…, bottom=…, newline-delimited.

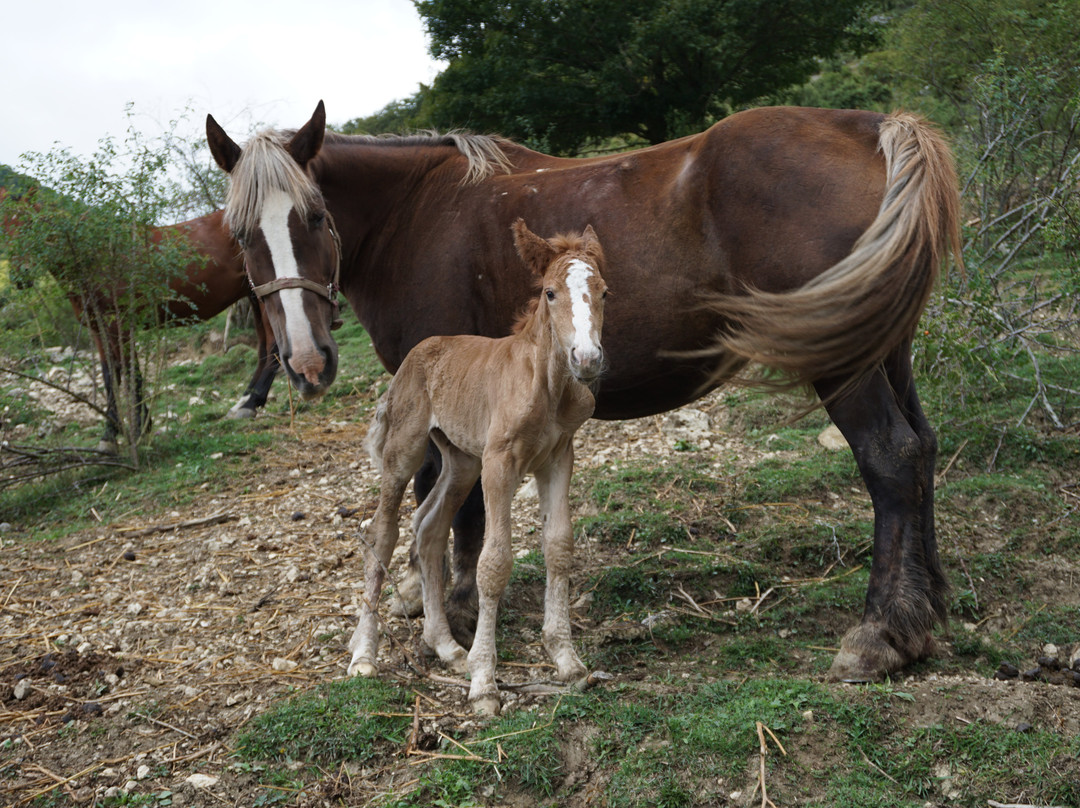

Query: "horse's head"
left=512, top=219, right=608, bottom=384
left=206, top=101, right=340, bottom=400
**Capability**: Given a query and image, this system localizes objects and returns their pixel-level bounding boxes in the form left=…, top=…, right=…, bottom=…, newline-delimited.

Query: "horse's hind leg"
left=536, top=446, right=588, bottom=684
left=348, top=434, right=427, bottom=677
left=816, top=343, right=948, bottom=682
left=414, top=435, right=480, bottom=673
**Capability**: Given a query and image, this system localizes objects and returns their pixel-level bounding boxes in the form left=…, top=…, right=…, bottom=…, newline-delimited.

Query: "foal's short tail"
left=707, top=112, right=962, bottom=394
left=364, top=399, right=389, bottom=475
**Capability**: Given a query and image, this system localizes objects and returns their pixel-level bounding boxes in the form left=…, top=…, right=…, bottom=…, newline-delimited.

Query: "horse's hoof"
left=470, top=693, right=501, bottom=716
left=348, top=657, right=378, bottom=677
left=226, top=406, right=256, bottom=420
left=827, top=624, right=915, bottom=683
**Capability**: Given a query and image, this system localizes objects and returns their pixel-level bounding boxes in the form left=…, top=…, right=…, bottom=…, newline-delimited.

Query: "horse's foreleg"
left=817, top=347, right=948, bottom=682
left=535, top=447, right=587, bottom=684
left=467, top=458, right=518, bottom=715
left=228, top=299, right=279, bottom=419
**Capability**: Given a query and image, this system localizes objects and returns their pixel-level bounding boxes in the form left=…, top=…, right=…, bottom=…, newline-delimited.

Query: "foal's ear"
left=512, top=218, right=557, bottom=275
left=206, top=114, right=242, bottom=174
left=582, top=224, right=604, bottom=261
left=288, top=100, right=327, bottom=168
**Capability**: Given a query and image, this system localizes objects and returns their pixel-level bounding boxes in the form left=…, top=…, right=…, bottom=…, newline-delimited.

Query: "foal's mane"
left=322, top=130, right=513, bottom=185
left=223, top=130, right=322, bottom=240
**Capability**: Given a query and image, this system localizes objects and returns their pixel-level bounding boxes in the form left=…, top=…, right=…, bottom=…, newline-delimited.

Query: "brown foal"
left=349, top=220, right=608, bottom=714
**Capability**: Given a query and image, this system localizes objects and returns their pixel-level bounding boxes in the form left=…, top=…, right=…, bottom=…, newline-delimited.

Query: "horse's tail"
left=364, top=398, right=390, bottom=474
left=707, top=111, right=962, bottom=395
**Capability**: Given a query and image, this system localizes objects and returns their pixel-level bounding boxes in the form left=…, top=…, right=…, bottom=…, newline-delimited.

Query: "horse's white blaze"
left=260, top=190, right=318, bottom=359
left=565, top=259, right=600, bottom=361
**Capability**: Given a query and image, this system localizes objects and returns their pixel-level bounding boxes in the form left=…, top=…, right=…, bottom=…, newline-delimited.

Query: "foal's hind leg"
left=414, top=436, right=480, bottom=673
left=348, top=439, right=427, bottom=677
left=816, top=345, right=948, bottom=682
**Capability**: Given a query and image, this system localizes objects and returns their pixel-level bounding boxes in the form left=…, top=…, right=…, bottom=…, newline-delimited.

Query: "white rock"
left=817, top=424, right=849, bottom=451
left=136, top=764, right=151, bottom=780
left=661, top=408, right=711, bottom=443
left=271, top=657, right=298, bottom=672
left=185, top=773, right=219, bottom=789
left=13, top=679, right=31, bottom=700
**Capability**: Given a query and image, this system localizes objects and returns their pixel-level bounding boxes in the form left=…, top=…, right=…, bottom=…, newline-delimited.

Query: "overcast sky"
left=1, top=0, right=444, bottom=169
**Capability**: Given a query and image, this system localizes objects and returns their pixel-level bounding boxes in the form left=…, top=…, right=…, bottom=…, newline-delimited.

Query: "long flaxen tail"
left=708, top=112, right=962, bottom=393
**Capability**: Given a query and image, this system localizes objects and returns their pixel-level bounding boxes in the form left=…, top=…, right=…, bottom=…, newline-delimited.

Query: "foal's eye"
left=545, top=289, right=556, bottom=301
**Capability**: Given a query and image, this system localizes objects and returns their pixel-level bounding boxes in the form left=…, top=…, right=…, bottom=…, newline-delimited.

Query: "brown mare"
left=352, top=220, right=607, bottom=713
left=206, top=101, right=961, bottom=682
left=67, top=210, right=279, bottom=451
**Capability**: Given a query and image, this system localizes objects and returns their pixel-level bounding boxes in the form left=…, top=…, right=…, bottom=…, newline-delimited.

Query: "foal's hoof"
left=470, top=693, right=501, bottom=717
left=347, top=656, right=378, bottom=678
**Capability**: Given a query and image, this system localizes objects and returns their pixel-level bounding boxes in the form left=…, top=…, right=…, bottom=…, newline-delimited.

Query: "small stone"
left=185, top=773, right=219, bottom=789
left=126, top=602, right=144, bottom=616
left=1037, top=656, right=1060, bottom=670
left=123, top=550, right=136, bottom=561
left=104, top=786, right=121, bottom=798
left=817, top=423, right=849, bottom=451
left=123, top=780, right=138, bottom=792
left=136, top=764, right=151, bottom=780
left=291, top=512, right=306, bottom=521
left=13, top=679, right=31, bottom=700
left=0, top=522, right=11, bottom=532
left=1042, top=643, right=1059, bottom=656
left=1016, top=721, right=1033, bottom=733
left=1021, top=666, right=1042, bottom=681
left=272, top=657, right=298, bottom=672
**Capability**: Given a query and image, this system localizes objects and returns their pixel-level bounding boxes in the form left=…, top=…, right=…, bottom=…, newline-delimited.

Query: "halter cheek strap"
left=246, top=214, right=344, bottom=331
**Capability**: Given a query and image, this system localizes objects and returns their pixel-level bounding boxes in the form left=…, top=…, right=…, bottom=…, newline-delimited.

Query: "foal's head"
left=512, top=219, right=608, bottom=383
left=206, top=101, right=339, bottom=399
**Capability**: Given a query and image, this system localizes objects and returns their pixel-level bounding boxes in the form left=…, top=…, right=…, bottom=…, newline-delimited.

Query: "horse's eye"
left=310, top=212, right=326, bottom=229
left=545, top=289, right=555, bottom=301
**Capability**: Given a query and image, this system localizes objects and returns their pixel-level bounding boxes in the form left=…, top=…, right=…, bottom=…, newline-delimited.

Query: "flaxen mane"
left=322, top=130, right=513, bottom=185
left=223, top=130, right=322, bottom=241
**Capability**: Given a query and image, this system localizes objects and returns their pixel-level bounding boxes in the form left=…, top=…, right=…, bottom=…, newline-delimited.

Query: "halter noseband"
left=246, top=213, right=344, bottom=330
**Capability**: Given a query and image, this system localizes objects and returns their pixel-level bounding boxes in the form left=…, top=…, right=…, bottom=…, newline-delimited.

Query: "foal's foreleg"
left=535, top=448, right=587, bottom=684
left=467, top=456, right=520, bottom=715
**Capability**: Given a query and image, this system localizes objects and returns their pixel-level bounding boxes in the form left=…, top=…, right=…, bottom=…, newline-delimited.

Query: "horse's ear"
left=206, top=114, right=242, bottom=174
left=512, top=218, right=556, bottom=275
left=288, top=100, right=326, bottom=168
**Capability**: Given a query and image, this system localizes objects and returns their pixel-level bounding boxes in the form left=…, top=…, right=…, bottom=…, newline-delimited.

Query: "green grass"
left=235, top=677, right=412, bottom=763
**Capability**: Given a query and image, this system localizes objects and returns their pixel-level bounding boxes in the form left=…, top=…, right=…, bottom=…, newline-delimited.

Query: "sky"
left=1, top=0, right=445, bottom=169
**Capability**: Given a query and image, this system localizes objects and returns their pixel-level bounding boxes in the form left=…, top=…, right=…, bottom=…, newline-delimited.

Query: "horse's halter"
left=245, top=212, right=344, bottom=331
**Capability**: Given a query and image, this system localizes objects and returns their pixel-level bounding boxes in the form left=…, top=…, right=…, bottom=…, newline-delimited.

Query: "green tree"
left=415, top=0, right=882, bottom=153
left=339, top=92, right=428, bottom=135
left=1, top=128, right=195, bottom=468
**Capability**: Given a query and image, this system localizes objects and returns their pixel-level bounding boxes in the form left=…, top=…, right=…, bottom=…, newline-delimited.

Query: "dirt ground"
left=2, top=392, right=1079, bottom=807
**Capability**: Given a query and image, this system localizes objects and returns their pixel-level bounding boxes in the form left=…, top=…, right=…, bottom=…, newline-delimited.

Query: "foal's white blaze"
left=259, top=189, right=320, bottom=361
left=564, top=259, right=602, bottom=368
